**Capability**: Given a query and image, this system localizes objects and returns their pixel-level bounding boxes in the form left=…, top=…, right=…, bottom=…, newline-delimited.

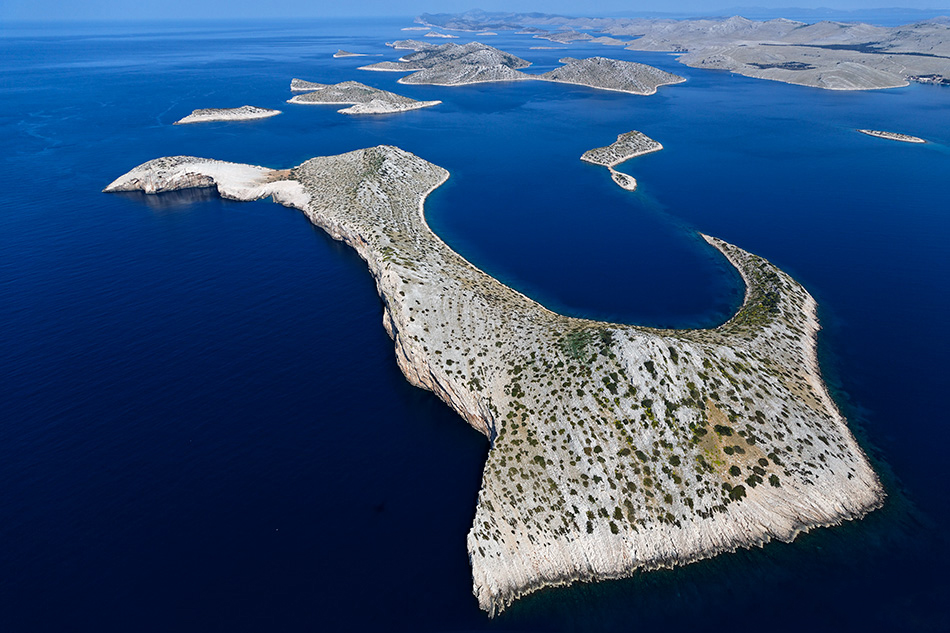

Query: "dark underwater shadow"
left=111, top=187, right=220, bottom=210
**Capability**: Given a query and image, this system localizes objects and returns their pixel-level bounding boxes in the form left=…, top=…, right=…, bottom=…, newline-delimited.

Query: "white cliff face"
left=105, top=146, right=884, bottom=617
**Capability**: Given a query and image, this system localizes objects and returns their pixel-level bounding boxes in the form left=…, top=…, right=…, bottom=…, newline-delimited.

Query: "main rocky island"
left=104, top=146, right=884, bottom=616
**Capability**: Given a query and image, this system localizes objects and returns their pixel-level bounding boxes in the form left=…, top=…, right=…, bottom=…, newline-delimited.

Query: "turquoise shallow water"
left=1, top=18, right=948, bottom=632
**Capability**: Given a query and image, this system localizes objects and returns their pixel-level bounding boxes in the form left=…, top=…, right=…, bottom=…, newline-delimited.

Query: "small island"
left=172, top=105, right=281, bottom=125
left=333, top=49, right=370, bottom=58
left=106, top=145, right=883, bottom=617
left=424, top=31, right=459, bottom=38
left=581, top=130, right=663, bottom=190
left=287, top=80, right=441, bottom=114
left=857, top=129, right=927, bottom=143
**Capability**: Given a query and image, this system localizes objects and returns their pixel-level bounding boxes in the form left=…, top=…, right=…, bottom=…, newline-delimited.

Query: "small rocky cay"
left=581, top=130, right=663, bottom=191
left=105, top=146, right=884, bottom=616
left=857, top=129, right=927, bottom=143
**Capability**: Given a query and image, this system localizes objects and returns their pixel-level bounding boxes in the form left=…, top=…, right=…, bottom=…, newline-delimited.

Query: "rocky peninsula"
left=173, top=105, right=281, bottom=125
left=287, top=80, right=441, bottom=114
left=857, top=129, right=927, bottom=143
left=361, top=42, right=684, bottom=94
left=581, top=130, right=663, bottom=190
left=105, top=146, right=883, bottom=616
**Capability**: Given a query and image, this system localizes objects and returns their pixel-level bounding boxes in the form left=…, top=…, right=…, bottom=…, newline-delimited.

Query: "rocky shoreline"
left=104, top=146, right=884, bottom=617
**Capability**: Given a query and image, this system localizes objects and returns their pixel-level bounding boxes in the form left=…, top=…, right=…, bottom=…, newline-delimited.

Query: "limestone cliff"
left=105, top=146, right=884, bottom=616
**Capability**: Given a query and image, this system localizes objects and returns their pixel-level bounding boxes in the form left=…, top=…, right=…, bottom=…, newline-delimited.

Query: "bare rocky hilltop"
left=418, top=10, right=950, bottom=90
left=287, top=79, right=441, bottom=115
left=105, top=145, right=883, bottom=616
left=361, top=41, right=684, bottom=94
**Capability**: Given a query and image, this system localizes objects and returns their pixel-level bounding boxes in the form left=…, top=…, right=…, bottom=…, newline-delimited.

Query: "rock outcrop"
left=105, top=146, right=884, bottom=617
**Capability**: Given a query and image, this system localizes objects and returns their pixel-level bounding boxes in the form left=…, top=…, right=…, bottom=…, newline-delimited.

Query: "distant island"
left=537, top=56, right=685, bottom=95
left=362, top=41, right=533, bottom=85
left=581, top=130, right=663, bottom=190
left=105, top=145, right=883, bottom=617
left=857, top=129, right=927, bottom=143
left=333, top=49, right=371, bottom=58
left=173, top=105, right=280, bottom=125
left=286, top=79, right=441, bottom=115
left=417, top=10, right=950, bottom=90
left=360, top=41, right=684, bottom=94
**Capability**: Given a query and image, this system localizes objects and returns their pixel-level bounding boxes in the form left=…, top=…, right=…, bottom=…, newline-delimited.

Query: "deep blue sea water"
left=1, top=18, right=948, bottom=633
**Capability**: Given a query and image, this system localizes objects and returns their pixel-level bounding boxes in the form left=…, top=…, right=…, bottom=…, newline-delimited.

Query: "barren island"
left=105, top=146, right=883, bottom=616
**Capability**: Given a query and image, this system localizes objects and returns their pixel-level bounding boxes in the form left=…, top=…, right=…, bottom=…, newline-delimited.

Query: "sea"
left=1, top=16, right=948, bottom=633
